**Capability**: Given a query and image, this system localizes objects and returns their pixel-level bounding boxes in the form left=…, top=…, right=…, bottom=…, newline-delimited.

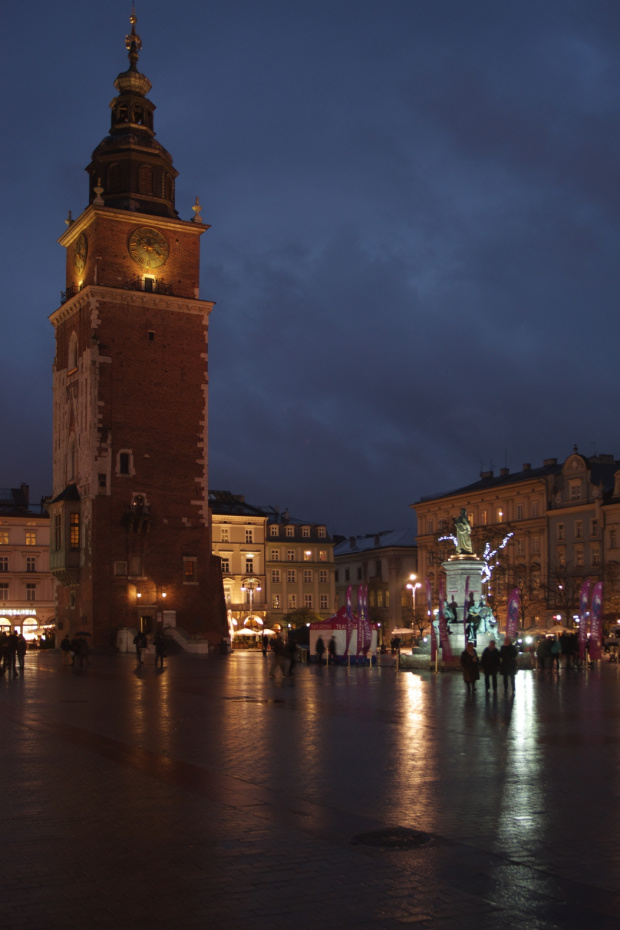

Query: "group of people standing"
left=0, top=630, right=27, bottom=676
left=460, top=638, right=518, bottom=694
left=59, top=634, right=91, bottom=667
left=133, top=630, right=167, bottom=667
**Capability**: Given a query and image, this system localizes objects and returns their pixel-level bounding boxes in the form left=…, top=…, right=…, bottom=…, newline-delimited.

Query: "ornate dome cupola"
left=86, top=9, right=179, bottom=218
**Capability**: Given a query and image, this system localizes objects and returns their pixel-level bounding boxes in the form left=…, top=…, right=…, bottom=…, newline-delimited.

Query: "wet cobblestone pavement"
left=2, top=651, right=620, bottom=929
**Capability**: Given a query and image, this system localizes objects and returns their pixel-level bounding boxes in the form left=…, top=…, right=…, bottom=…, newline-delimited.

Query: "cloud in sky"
left=2, top=0, right=620, bottom=533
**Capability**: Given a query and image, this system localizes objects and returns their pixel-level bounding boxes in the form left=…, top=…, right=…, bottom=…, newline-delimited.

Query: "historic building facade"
left=0, top=486, right=55, bottom=640
left=413, top=450, right=620, bottom=627
left=334, top=531, right=418, bottom=643
left=210, top=494, right=336, bottom=633
left=209, top=492, right=268, bottom=632
left=48, top=15, right=226, bottom=647
left=265, top=511, right=336, bottom=624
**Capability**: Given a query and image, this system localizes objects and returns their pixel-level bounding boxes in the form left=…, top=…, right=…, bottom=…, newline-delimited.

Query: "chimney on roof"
left=20, top=483, right=29, bottom=505
left=349, top=536, right=357, bottom=550
left=543, top=458, right=557, bottom=466
left=500, top=467, right=509, bottom=477
left=283, top=509, right=289, bottom=520
left=480, top=470, right=493, bottom=479
left=522, top=463, right=531, bottom=471
left=374, top=535, right=381, bottom=546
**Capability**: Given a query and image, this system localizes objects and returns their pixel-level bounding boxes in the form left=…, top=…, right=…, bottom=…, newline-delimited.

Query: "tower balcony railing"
left=59, top=277, right=175, bottom=306
left=60, top=283, right=84, bottom=304
left=126, top=276, right=174, bottom=295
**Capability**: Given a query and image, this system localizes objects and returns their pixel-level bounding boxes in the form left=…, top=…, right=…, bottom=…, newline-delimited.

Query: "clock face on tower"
left=128, top=226, right=170, bottom=269
left=74, top=232, right=88, bottom=275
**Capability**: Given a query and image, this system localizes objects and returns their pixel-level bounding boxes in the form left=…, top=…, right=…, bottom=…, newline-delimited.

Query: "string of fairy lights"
left=438, top=531, right=515, bottom=596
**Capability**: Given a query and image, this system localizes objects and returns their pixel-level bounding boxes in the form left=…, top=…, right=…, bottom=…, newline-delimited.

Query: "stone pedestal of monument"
left=441, top=555, right=495, bottom=658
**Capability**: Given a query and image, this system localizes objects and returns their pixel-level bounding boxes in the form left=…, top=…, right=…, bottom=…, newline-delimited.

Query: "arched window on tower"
left=163, top=174, right=173, bottom=201
left=132, top=105, right=144, bottom=125
left=138, top=166, right=153, bottom=195
left=68, top=332, right=78, bottom=372
left=107, top=163, right=120, bottom=193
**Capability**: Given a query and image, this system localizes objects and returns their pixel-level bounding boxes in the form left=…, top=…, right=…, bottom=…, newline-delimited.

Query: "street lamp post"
left=241, top=581, right=262, bottom=637
left=406, top=574, right=422, bottom=634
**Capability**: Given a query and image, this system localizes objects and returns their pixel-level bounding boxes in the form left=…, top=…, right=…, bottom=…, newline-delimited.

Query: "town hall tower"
left=49, top=13, right=227, bottom=647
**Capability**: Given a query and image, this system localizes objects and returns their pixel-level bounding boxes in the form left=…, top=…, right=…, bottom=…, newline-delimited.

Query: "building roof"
left=209, top=490, right=267, bottom=518
left=0, top=485, right=48, bottom=517
left=334, top=529, right=417, bottom=556
left=416, top=453, right=620, bottom=504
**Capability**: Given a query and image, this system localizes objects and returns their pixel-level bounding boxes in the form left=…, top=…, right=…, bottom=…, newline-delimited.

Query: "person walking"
left=0, top=631, right=9, bottom=675
left=60, top=634, right=72, bottom=665
left=285, top=635, right=297, bottom=676
left=16, top=634, right=27, bottom=674
left=480, top=639, right=500, bottom=693
left=6, top=630, right=18, bottom=676
left=316, top=635, right=326, bottom=666
left=154, top=631, right=167, bottom=668
left=328, top=635, right=337, bottom=665
left=550, top=635, right=561, bottom=671
left=536, top=636, right=550, bottom=671
left=500, top=636, right=518, bottom=693
left=133, top=630, right=147, bottom=664
left=460, top=641, right=480, bottom=693
left=269, top=632, right=288, bottom=678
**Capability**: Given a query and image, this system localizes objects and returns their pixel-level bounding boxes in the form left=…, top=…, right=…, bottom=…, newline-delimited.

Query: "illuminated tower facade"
left=48, top=14, right=226, bottom=647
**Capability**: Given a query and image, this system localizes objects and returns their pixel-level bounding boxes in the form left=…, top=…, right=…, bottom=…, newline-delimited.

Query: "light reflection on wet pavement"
left=2, top=651, right=620, bottom=928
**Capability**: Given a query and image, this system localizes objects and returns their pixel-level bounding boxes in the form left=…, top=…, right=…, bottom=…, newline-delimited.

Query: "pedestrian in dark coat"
left=16, top=634, right=27, bottom=673
left=154, top=631, right=166, bottom=668
left=460, top=642, right=480, bottom=692
left=316, top=635, right=326, bottom=666
left=7, top=631, right=18, bottom=675
left=285, top=636, right=297, bottom=676
left=480, top=639, right=500, bottom=693
left=133, top=630, right=147, bottom=664
left=500, top=637, right=518, bottom=693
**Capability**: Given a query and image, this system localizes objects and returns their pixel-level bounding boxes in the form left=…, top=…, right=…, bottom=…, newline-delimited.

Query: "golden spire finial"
left=125, top=7, right=142, bottom=70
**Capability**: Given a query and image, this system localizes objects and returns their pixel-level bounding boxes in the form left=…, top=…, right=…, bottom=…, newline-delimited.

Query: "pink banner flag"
left=589, top=582, right=604, bottom=661
left=578, top=580, right=592, bottom=663
left=438, top=576, right=452, bottom=660
left=506, top=588, right=520, bottom=642
left=344, top=584, right=355, bottom=657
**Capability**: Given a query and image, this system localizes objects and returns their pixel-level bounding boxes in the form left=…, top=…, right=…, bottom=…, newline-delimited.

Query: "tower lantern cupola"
left=86, top=9, right=178, bottom=218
